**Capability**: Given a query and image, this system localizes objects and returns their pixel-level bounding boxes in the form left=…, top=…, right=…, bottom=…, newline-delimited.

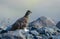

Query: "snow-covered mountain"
left=29, top=16, right=56, bottom=29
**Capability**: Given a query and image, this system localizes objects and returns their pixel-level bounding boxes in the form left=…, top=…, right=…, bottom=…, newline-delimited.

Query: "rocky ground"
left=0, top=16, right=60, bottom=39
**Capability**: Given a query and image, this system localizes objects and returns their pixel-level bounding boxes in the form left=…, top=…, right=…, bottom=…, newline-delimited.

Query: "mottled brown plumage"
left=10, top=10, right=32, bottom=31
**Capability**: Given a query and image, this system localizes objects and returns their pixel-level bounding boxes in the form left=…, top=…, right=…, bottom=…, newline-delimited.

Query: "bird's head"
left=27, top=10, right=32, bottom=14
left=24, top=10, right=32, bottom=17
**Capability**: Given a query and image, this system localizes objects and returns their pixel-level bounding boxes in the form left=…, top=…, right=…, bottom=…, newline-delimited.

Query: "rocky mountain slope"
left=0, top=16, right=60, bottom=39
left=28, top=16, right=56, bottom=30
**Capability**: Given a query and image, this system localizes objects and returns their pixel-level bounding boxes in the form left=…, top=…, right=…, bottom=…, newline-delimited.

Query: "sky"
left=0, top=0, right=60, bottom=25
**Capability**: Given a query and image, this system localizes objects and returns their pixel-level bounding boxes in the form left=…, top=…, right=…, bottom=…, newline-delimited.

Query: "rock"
left=26, top=34, right=34, bottom=39
left=0, top=29, right=27, bottom=39
left=0, top=34, right=23, bottom=39
left=29, top=30, right=39, bottom=36
left=35, top=36, right=42, bottom=39
left=28, top=16, right=56, bottom=30
left=42, top=35, right=49, bottom=39
left=28, top=30, right=40, bottom=39
left=36, top=27, right=45, bottom=34
left=36, top=27, right=60, bottom=38
left=51, top=34, right=60, bottom=39
left=0, top=28, right=3, bottom=32
left=56, top=21, right=60, bottom=29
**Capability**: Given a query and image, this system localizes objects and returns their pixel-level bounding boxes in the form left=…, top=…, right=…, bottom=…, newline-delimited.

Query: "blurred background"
left=0, top=0, right=60, bottom=27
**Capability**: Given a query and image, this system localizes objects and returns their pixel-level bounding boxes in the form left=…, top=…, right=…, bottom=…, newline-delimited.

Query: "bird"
left=10, top=10, right=32, bottom=31
left=0, top=10, right=32, bottom=34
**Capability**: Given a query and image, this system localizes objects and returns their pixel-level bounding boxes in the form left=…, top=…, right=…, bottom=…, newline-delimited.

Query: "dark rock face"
left=56, top=21, right=60, bottom=29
